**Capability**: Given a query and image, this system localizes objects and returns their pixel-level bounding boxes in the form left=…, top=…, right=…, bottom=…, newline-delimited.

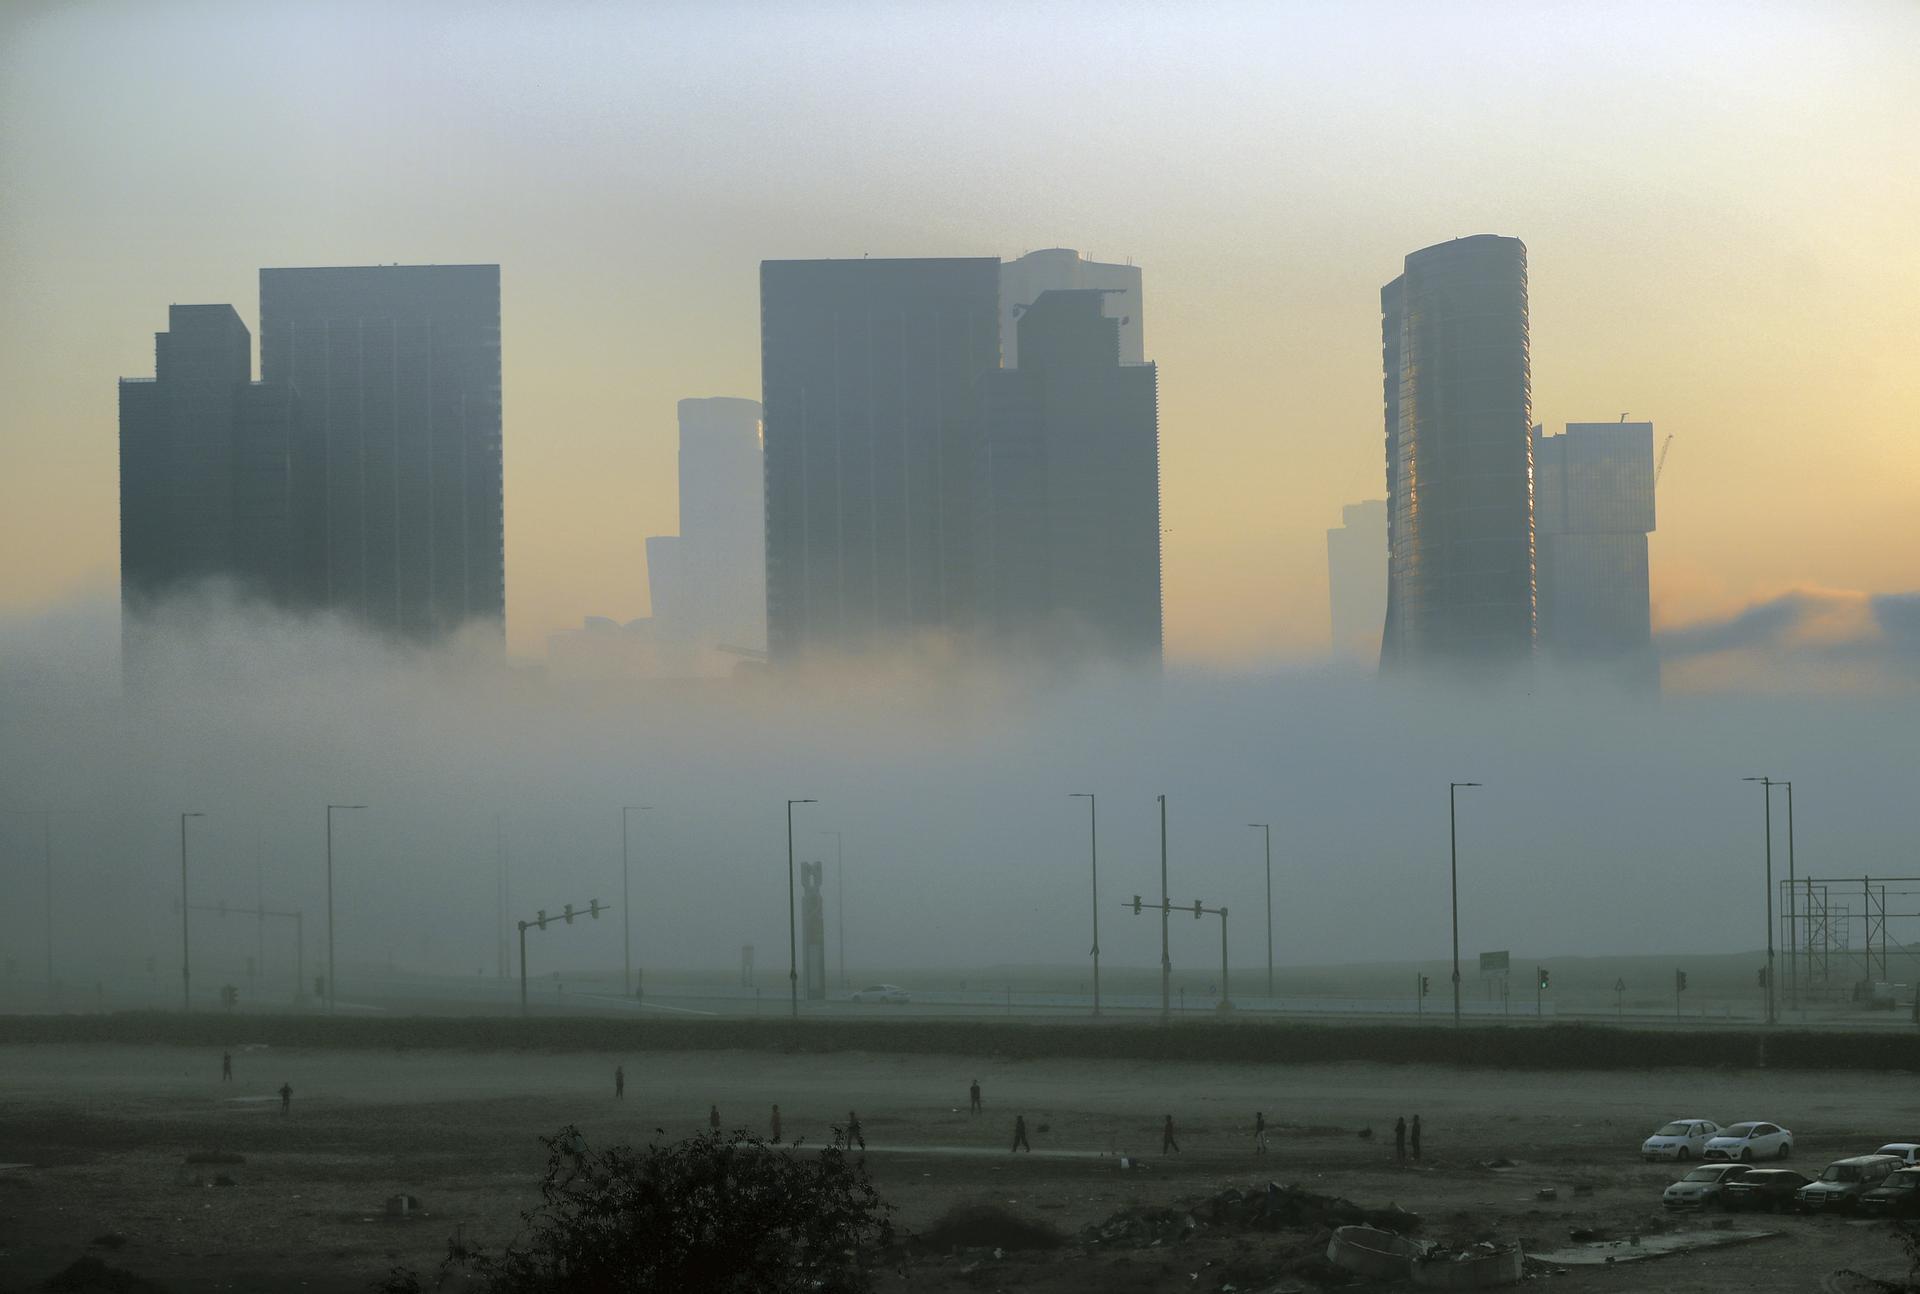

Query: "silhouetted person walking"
left=221, top=1052, right=232, bottom=1082
left=278, top=1082, right=292, bottom=1115
left=1411, top=1114, right=1423, bottom=1161
left=614, top=1065, right=624, bottom=1099
left=969, top=1078, right=982, bottom=1115
left=1394, top=1115, right=1407, bottom=1162
left=1254, top=1111, right=1269, bottom=1154
left=708, top=1104, right=721, bottom=1133
left=846, top=1110, right=865, bottom=1152
left=1012, top=1114, right=1031, bottom=1153
left=1161, top=1114, right=1179, bottom=1155
left=771, top=1104, right=782, bottom=1142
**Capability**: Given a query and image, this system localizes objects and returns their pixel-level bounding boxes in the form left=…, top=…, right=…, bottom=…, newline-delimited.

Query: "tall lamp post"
left=1742, top=777, right=1777, bottom=1026
left=786, top=799, right=816, bottom=1020
left=325, top=803, right=366, bottom=1015
left=621, top=805, right=649, bottom=997
left=1782, top=781, right=1796, bottom=1012
left=1248, top=823, right=1272, bottom=997
left=819, top=831, right=845, bottom=990
left=179, top=812, right=204, bottom=1011
left=1070, top=794, right=1100, bottom=1016
left=1157, top=794, right=1171, bottom=1022
left=1448, top=783, right=1481, bottom=1029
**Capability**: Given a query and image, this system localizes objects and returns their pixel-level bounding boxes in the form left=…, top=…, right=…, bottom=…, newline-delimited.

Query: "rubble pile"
left=1084, top=1182, right=1421, bottom=1248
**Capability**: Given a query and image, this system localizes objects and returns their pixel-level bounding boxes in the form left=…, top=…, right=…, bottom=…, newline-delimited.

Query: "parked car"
left=1641, top=1119, right=1722, bottom=1161
left=1720, top=1169, right=1811, bottom=1212
left=1872, top=1143, right=1920, bottom=1167
left=1795, top=1155, right=1905, bottom=1213
left=1860, top=1167, right=1920, bottom=1218
left=1703, top=1122, right=1794, bottom=1162
left=1663, top=1163, right=1754, bottom=1209
left=850, top=983, right=911, bottom=1004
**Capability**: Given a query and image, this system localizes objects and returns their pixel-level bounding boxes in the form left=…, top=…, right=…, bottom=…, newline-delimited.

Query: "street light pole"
left=179, top=812, right=203, bottom=1012
left=1742, top=777, right=1777, bottom=1025
left=39, top=812, right=53, bottom=1001
left=1158, top=794, right=1171, bottom=1022
left=621, top=805, right=649, bottom=998
left=1783, top=782, right=1796, bottom=1012
left=1449, top=783, right=1481, bottom=1030
left=1249, top=823, right=1272, bottom=997
left=786, top=799, right=816, bottom=1020
left=1071, top=795, right=1100, bottom=1017
left=325, top=804, right=366, bottom=1015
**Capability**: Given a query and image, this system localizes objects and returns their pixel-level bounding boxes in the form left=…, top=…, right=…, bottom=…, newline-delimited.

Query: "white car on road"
left=850, top=984, right=911, bottom=1004
left=1703, top=1122, right=1793, bottom=1162
left=1642, top=1119, right=1722, bottom=1161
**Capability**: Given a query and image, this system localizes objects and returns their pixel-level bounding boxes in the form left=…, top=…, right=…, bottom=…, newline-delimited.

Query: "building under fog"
left=119, top=305, right=301, bottom=614
left=759, top=257, right=1000, bottom=663
left=638, top=397, right=766, bottom=674
left=1379, top=235, right=1535, bottom=670
left=977, top=289, right=1161, bottom=663
left=1327, top=500, right=1387, bottom=661
left=1533, top=421, right=1657, bottom=685
left=999, top=248, right=1143, bottom=369
left=259, top=264, right=504, bottom=640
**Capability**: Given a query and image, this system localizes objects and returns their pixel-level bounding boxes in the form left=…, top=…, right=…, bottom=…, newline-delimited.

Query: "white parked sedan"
left=1873, top=1143, right=1920, bottom=1166
left=1703, top=1122, right=1794, bottom=1162
left=1642, top=1119, right=1722, bottom=1161
left=850, top=983, right=912, bottom=1004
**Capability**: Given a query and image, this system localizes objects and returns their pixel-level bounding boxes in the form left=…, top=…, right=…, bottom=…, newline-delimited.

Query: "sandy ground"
left=0, top=1043, right=1914, bottom=1292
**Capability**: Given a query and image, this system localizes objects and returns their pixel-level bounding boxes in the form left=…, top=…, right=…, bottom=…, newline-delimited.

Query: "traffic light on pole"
left=537, top=909, right=548, bottom=929
left=1420, top=974, right=1430, bottom=997
left=1193, top=899, right=1203, bottom=919
left=1676, top=970, right=1688, bottom=992
left=564, top=904, right=575, bottom=925
left=1538, top=968, right=1549, bottom=990
left=589, top=900, right=603, bottom=919
left=1132, top=895, right=1142, bottom=915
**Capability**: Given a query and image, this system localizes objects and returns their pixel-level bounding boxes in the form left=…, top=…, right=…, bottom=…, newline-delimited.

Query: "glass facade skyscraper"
left=1379, top=235, right=1535, bottom=670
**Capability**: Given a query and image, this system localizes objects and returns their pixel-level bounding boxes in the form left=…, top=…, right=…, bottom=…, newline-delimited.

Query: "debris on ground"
left=1084, top=1181, right=1420, bottom=1248
left=917, top=1201, right=1064, bottom=1252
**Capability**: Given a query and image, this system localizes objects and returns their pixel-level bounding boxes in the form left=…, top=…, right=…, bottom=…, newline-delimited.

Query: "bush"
left=383, top=1126, right=892, bottom=1293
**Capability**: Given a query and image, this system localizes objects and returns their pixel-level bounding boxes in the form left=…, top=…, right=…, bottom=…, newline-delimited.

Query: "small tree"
left=383, top=1126, right=892, bottom=1293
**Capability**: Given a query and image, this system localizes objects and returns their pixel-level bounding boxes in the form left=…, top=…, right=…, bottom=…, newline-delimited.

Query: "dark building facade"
left=759, top=258, right=999, bottom=662
left=1379, top=235, right=1535, bottom=670
left=119, top=305, right=299, bottom=615
left=259, top=264, right=503, bottom=640
left=977, top=289, right=1161, bottom=663
left=1533, top=421, right=1656, bottom=682
left=1327, top=499, right=1387, bottom=661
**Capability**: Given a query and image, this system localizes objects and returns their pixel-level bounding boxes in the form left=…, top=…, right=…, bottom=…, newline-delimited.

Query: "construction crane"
left=1655, top=433, right=1676, bottom=485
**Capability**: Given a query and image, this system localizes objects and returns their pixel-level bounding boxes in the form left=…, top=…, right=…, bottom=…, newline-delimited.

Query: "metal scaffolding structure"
left=1780, top=875, right=1919, bottom=1002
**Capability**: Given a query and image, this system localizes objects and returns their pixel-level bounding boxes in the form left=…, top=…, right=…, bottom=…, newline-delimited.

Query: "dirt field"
left=0, top=1042, right=1913, bottom=1292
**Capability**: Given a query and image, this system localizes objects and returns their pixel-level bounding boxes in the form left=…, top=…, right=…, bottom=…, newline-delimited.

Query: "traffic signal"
left=1538, top=968, right=1550, bottom=990
left=1193, top=899, right=1203, bottom=919
left=1757, top=966, right=1770, bottom=988
left=1676, top=970, right=1688, bottom=992
left=1420, top=974, right=1431, bottom=997
left=563, top=903, right=575, bottom=925
left=537, top=909, right=549, bottom=930
left=1132, top=895, right=1142, bottom=915
left=589, top=900, right=603, bottom=919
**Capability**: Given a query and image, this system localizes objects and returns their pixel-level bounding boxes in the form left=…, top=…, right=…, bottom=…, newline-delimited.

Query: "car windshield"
left=1722, top=1124, right=1757, bottom=1137
left=1683, top=1168, right=1722, bottom=1182
left=1822, top=1165, right=1861, bottom=1182
left=1884, top=1174, right=1920, bottom=1192
left=1655, top=1122, right=1693, bottom=1136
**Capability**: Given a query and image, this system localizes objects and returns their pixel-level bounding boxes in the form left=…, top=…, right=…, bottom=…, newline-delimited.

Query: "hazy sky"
left=2, top=0, right=1915, bottom=661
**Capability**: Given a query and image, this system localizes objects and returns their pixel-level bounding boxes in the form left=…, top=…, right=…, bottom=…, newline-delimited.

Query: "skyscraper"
left=978, top=289, right=1161, bottom=663
left=760, top=257, right=1000, bottom=663
left=1379, top=235, right=1535, bottom=670
left=258, top=264, right=503, bottom=640
left=1327, top=500, right=1387, bottom=661
left=999, top=248, right=1144, bottom=369
left=1533, top=420, right=1657, bottom=684
left=119, top=304, right=300, bottom=617
left=672, top=397, right=765, bottom=651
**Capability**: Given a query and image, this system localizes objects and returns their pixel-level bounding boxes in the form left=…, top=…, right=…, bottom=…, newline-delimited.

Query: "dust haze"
left=5, top=589, right=1914, bottom=990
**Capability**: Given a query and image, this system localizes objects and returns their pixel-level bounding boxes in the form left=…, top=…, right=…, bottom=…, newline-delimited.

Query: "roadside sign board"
left=1478, top=950, right=1510, bottom=975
